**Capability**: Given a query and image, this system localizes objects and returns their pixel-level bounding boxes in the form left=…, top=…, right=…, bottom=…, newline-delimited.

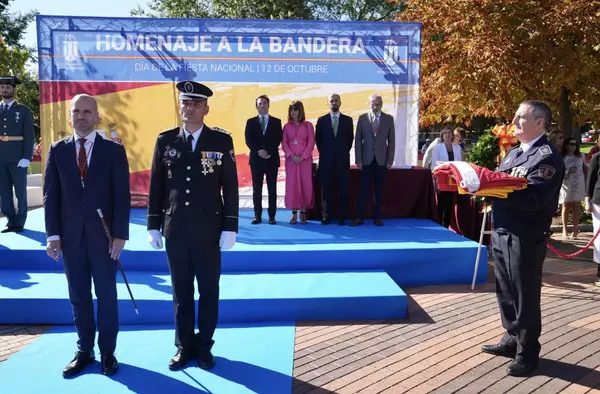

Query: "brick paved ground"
left=2, top=231, right=600, bottom=393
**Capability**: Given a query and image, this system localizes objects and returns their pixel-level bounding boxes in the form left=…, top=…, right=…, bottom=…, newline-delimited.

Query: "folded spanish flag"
left=433, top=161, right=527, bottom=198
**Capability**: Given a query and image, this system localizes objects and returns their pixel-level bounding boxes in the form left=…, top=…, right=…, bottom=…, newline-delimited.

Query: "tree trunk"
left=558, top=86, right=573, bottom=139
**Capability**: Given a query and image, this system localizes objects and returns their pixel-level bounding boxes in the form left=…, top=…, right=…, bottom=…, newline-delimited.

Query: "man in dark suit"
left=315, top=94, right=354, bottom=225
left=147, top=80, right=239, bottom=371
left=481, top=100, right=564, bottom=377
left=351, top=93, right=395, bottom=227
left=44, top=94, right=131, bottom=378
left=0, top=76, right=35, bottom=233
left=244, top=95, right=282, bottom=224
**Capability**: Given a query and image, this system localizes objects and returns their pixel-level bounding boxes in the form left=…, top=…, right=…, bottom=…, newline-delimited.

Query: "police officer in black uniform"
left=146, top=80, right=239, bottom=370
left=481, top=100, right=564, bottom=377
left=0, top=76, right=35, bottom=233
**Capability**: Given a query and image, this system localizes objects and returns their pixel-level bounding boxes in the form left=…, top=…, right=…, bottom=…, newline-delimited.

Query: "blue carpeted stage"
left=0, top=323, right=295, bottom=394
left=0, top=207, right=487, bottom=393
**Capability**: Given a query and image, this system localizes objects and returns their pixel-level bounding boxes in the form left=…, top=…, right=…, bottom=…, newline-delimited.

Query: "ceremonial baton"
left=97, top=209, right=139, bottom=315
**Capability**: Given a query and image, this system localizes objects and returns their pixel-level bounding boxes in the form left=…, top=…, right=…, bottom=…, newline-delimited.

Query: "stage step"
left=0, top=208, right=487, bottom=287
left=0, top=269, right=407, bottom=324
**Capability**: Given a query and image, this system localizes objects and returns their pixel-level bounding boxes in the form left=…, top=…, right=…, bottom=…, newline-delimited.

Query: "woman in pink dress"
left=282, top=101, right=315, bottom=224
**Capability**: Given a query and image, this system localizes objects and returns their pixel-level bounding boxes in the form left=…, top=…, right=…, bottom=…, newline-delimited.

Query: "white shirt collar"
left=74, top=130, right=97, bottom=144
left=520, top=134, right=544, bottom=153
left=330, top=111, right=340, bottom=118
left=183, top=125, right=203, bottom=140
left=3, top=100, right=14, bottom=108
left=259, top=113, right=269, bottom=120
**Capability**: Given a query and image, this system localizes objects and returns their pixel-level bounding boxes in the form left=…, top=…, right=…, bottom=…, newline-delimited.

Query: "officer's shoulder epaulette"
left=538, top=144, right=553, bottom=156
left=212, top=126, right=231, bottom=136
left=158, top=127, right=180, bottom=136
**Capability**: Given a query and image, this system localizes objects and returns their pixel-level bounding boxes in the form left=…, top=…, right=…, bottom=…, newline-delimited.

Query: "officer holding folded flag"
left=481, top=100, right=564, bottom=377
left=0, top=76, right=35, bottom=233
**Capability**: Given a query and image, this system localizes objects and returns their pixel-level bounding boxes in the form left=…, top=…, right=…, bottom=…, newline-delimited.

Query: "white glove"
left=17, top=159, right=30, bottom=168
left=148, top=230, right=163, bottom=249
left=220, top=231, right=236, bottom=251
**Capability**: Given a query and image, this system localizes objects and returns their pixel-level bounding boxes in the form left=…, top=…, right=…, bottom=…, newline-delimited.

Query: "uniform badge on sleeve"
left=538, top=164, right=556, bottom=179
left=539, top=145, right=552, bottom=156
left=230, top=149, right=235, bottom=162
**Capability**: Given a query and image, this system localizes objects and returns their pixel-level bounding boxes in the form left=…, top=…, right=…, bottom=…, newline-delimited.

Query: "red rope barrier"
left=546, top=226, right=600, bottom=259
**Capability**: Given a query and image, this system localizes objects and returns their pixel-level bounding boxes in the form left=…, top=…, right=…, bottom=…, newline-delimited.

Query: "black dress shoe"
left=1, top=226, right=13, bottom=233
left=101, top=353, right=119, bottom=376
left=337, top=220, right=345, bottom=226
left=507, top=357, right=538, bottom=377
left=374, top=219, right=384, bottom=226
left=169, top=348, right=190, bottom=370
left=12, top=226, right=24, bottom=232
left=63, top=350, right=95, bottom=378
left=251, top=217, right=262, bottom=224
left=269, top=218, right=276, bottom=225
left=198, top=347, right=215, bottom=369
left=481, top=343, right=517, bottom=358
left=349, top=219, right=363, bottom=227
left=321, top=217, right=330, bottom=225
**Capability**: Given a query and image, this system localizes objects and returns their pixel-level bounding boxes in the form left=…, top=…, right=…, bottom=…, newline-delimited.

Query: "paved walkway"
left=2, top=231, right=600, bottom=393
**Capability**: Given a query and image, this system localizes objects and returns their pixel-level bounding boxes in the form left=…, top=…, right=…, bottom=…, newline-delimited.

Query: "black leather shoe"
left=349, top=219, right=363, bottom=227
left=169, top=348, right=189, bottom=370
left=374, top=219, right=384, bottom=227
left=1, top=226, right=13, bottom=233
left=12, top=226, right=23, bottom=233
left=481, top=343, right=517, bottom=358
left=507, top=358, right=538, bottom=377
left=62, top=350, right=95, bottom=378
left=198, top=347, right=215, bottom=370
left=251, top=217, right=262, bottom=224
left=269, top=218, right=276, bottom=225
left=337, top=220, right=345, bottom=226
left=101, top=353, right=119, bottom=376
left=321, top=217, right=330, bottom=225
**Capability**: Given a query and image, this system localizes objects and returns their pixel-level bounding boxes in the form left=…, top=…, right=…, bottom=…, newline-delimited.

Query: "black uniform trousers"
left=62, top=227, right=118, bottom=354
left=0, top=162, right=28, bottom=227
left=437, top=191, right=455, bottom=228
left=165, top=233, right=221, bottom=351
left=320, top=163, right=349, bottom=221
left=357, top=162, right=386, bottom=220
left=492, top=230, right=547, bottom=361
left=251, top=163, right=278, bottom=219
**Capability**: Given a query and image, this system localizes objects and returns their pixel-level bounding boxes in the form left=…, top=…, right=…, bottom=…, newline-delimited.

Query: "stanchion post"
left=472, top=205, right=492, bottom=290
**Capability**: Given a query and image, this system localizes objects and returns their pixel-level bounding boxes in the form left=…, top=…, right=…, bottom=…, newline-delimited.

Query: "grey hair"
left=368, top=93, right=382, bottom=103
left=521, top=100, right=552, bottom=131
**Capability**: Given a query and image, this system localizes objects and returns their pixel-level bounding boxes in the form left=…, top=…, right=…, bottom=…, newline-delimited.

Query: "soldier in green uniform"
left=146, top=80, right=239, bottom=371
left=0, top=76, right=35, bottom=233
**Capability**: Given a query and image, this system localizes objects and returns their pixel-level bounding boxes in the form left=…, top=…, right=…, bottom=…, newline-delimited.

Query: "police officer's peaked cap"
left=0, top=76, right=21, bottom=86
left=176, top=80, right=213, bottom=101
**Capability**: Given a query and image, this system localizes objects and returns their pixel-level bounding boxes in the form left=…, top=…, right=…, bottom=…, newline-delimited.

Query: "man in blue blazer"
left=315, top=94, right=354, bottom=225
left=43, top=94, right=131, bottom=378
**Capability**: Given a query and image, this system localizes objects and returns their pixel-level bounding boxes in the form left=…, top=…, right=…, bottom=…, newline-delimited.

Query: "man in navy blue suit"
left=43, top=94, right=131, bottom=378
left=315, top=93, right=354, bottom=225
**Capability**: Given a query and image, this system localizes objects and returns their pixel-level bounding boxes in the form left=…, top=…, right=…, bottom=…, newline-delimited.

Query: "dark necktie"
left=0, top=104, right=7, bottom=117
left=78, top=139, right=88, bottom=181
left=187, top=134, right=194, bottom=152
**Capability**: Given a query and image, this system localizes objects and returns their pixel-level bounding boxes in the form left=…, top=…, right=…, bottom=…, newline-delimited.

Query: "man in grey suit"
left=350, top=93, right=395, bottom=227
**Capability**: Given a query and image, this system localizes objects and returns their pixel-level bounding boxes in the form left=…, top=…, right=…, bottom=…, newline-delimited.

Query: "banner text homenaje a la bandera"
left=36, top=16, right=422, bottom=199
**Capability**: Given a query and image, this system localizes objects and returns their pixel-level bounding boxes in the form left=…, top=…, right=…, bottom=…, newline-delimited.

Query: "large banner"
left=36, top=16, right=421, bottom=202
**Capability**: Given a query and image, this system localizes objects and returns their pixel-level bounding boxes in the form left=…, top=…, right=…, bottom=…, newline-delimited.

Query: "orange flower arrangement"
left=491, top=124, right=518, bottom=160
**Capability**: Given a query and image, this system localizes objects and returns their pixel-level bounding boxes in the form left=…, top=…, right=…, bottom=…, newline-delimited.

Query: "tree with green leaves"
left=0, top=0, right=39, bottom=138
left=132, top=0, right=402, bottom=21
left=132, top=0, right=312, bottom=20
